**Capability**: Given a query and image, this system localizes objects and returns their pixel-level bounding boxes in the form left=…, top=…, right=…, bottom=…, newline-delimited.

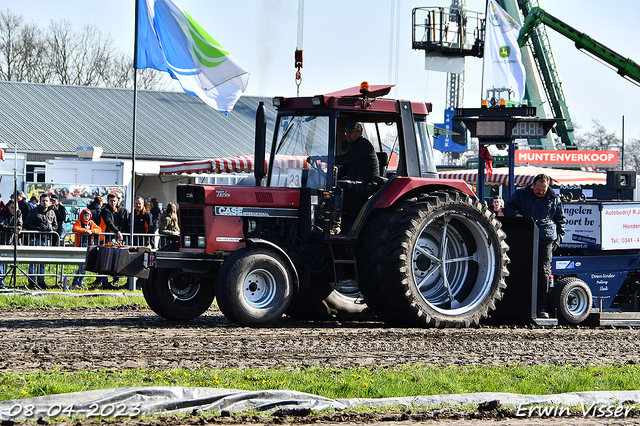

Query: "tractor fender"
left=373, top=176, right=476, bottom=209
left=241, top=238, right=300, bottom=292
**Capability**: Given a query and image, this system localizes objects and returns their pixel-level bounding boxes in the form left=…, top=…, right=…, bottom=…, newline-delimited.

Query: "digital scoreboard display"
left=511, top=121, right=546, bottom=138
left=475, top=120, right=548, bottom=138
left=476, top=121, right=506, bottom=136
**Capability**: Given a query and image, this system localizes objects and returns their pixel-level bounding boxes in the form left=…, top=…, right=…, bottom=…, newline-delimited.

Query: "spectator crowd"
left=0, top=191, right=179, bottom=289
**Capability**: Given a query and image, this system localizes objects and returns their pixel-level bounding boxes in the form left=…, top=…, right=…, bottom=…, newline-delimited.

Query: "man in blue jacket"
left=504, top=174, right=566, bottom=318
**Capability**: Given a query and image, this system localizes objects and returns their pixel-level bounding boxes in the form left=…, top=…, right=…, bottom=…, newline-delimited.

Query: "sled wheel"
left=551, top=277, right=592, bottom=324
left=286, top=249, right=373, bottom=321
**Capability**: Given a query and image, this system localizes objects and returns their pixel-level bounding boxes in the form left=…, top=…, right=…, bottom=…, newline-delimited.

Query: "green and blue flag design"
left=136, top=0, right=249, bottom=114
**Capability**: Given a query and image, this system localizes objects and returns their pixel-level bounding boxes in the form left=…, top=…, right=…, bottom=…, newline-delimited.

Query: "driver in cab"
left=335, top=122, right=379, bottom=183
left=308, top=122, right=381, bottom=234
left=307, top=122, right=379, bottom=183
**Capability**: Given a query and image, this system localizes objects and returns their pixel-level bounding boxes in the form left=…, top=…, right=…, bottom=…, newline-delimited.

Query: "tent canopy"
left=161, top=159, right=607, bottom=187
left=438, top=166, right=607, bottom=186
left=159, top=155, right=308, bottom=176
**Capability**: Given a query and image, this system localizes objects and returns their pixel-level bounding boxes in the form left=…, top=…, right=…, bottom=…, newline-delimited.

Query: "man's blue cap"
left=343, top=122, right=362, bottom=132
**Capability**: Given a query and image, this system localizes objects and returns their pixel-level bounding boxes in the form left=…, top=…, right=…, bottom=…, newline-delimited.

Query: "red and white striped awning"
left=438, top=166, right=608, bottom=186
left=159, top=155, right=308, bottom=176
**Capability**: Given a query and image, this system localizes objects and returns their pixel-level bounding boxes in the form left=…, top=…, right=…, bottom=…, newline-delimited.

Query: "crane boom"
left=505, top=0, right=575, bottom=148
left=518, top=7, right=640, bottom=86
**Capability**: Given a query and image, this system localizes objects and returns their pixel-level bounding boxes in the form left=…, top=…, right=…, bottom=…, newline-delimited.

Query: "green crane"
left=503, top=0, right=575, bottom=148
left=519, top=7, right=640, bottom=87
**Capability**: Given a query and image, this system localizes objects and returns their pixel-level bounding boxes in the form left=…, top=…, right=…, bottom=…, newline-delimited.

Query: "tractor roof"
left=273, top=83, right=431, bottom=115
left=325, top=84, right=394, bottom=98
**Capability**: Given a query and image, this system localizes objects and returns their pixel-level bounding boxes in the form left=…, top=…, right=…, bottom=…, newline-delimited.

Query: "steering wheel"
left=306, top=156, right=327, bottom=188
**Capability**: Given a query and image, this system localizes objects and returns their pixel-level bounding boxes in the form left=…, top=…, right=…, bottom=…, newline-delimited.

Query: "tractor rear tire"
left=550, top=277, right=592, bottom=324
left=143, top=268, right=215, bottom=321
left=358, top=191, right=509, bottom=327
left=216, top=247, right=293, bottom=327
left=286, top=249, right=373, bottom=321
left=287, top=284, right=373, bottom=321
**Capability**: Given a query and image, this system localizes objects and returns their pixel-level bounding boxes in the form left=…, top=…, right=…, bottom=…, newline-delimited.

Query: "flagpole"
left=480, top=0, right=490, bottom=102
left=131, top=0, right=140, bottom=239
left=128, top=0, right=140, bottom=291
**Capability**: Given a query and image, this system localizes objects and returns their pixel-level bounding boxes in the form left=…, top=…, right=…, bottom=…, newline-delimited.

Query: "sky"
left=4, top=0, right=640, bottom=144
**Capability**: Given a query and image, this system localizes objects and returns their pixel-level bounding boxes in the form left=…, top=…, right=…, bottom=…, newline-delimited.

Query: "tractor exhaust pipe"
left=254, top=101, right=267, bottom=186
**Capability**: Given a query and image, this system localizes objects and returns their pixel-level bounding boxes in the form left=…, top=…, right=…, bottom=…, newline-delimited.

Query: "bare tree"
left=0, top=9, right=165, bottom=90
left=0, top=9, right=31, bottom=81
left=108, top=52, right=167, bottom=90
left=622, top=138, right=640, bottom=174
left=46, top=20, right=116, bottom=86
left=16, top=22, right=49, bottom=82
left=575, top=119, right=621, bottom=149
left=136, top=67, right=167, bottom=90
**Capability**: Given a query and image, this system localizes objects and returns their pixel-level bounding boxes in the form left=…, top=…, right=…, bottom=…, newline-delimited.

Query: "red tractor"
left=142, top=83, right=509, bottom=327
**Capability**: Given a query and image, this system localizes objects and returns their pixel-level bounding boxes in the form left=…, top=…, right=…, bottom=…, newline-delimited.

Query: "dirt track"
left=2, top=305, right=640, bottom=425
left=2, top=305, right=640, bottom=373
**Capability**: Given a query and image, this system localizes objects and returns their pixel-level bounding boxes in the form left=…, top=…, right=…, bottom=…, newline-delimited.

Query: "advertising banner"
left=433, top=109, right=468, bottom=152
left=482, top=0, right=526, bottom=104
left=600, top=203, right=640, bottom=250
left=559, top=203, right=601, bottom=249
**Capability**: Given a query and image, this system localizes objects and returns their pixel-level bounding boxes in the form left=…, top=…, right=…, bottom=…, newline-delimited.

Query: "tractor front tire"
left=143, top=268, right=215, bottom=321
left=359, top=191, right=509, bottom=327
left=216, top=247, right=293, bottom=327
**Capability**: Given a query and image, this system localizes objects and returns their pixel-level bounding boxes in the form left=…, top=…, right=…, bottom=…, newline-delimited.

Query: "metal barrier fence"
left=62, top=232, right=173, bottom=249
left=0, top=231, right=173, bottom=290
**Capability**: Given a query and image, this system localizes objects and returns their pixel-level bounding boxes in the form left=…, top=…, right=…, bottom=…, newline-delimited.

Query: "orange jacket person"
left=72, top=208, right=101, bottom=247
left=70, top=209, right=101, bottom=290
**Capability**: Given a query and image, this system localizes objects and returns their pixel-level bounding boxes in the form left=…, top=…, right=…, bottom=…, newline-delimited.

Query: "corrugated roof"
left=0, top=81, right=277, bottom=160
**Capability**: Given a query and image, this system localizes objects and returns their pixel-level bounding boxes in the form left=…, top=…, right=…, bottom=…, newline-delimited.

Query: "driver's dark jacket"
left=334, top=136, right=379, bottom=182
left=504, top=185, right=566, bottom=244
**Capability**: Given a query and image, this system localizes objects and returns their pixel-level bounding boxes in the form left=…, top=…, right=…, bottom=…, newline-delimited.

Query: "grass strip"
left=0, top=292, right=145, bottom=309
left=2, top=364, right=639, bottom=402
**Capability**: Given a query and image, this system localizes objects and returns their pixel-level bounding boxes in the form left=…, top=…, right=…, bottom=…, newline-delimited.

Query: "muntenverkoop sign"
left=516, top=150, right=618, bottom=167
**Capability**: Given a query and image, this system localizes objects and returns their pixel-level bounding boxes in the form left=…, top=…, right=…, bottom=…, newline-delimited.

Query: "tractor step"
left=329, top=244, right=359, bottom=285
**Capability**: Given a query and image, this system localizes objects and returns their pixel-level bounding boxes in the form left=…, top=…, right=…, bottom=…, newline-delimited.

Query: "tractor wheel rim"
left=169, top=273, right=200, bottom=301
left=242, top=268, right=277, bottom=309
left=412, top=211, right=495, bottom=315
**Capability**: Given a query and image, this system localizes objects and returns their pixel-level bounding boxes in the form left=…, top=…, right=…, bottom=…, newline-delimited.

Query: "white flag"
left=136, top=0, right=249, bottom=114
left=482, top=0, right=526, bottom=105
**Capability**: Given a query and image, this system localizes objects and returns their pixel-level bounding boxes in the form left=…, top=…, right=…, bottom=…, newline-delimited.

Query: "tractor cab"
left=261, top=82, right=437, bottom=237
